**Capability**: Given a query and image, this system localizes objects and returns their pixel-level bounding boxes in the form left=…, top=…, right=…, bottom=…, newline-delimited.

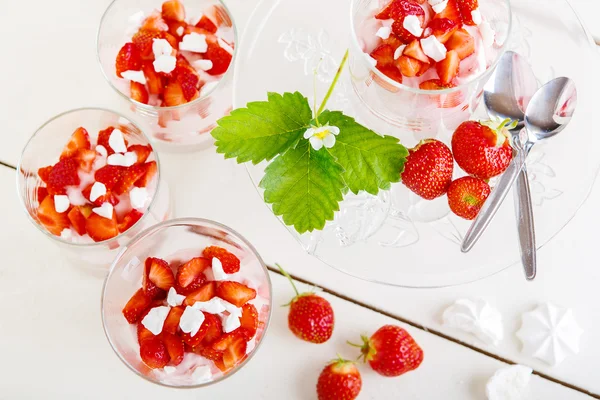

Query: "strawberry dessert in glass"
left=17, top=108, right=171, bottom=271
left=349, top=0, right=511, bottom=135
left=97, top=0, right=236, bottom=151
left=102, top=218, right=271, bottom=387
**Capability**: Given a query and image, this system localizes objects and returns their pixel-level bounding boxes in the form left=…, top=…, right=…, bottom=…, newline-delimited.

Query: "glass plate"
left=235, top=0, right=600, bottom=287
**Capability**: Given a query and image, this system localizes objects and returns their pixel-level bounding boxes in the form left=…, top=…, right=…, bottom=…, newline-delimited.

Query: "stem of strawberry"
left=276, top=263, right=300, bottom=297
left=316, top=49, right=349, bottom=118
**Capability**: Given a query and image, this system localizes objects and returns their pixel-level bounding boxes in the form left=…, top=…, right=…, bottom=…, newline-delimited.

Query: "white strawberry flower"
left=303, top=124, right=340, bottom=150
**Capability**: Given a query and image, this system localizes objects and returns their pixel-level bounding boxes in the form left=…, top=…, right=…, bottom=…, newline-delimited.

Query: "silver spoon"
left=461, top=77, right=577, bottom=258
left=483, top=51, right=539, bottom=280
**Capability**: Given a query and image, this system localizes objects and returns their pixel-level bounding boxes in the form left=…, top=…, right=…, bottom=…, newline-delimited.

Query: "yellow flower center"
left=314, top=129, right=330, bottom=140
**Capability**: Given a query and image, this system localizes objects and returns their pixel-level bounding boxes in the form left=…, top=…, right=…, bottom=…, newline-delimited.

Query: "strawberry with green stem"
left=316, top=356, right=362, bottom=400
left=277, top=264, right=334, bottom=344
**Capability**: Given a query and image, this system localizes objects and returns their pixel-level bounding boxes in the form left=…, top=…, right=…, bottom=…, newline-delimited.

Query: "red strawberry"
left=114, top=164, right=147, bottom=195
left=202, top=246, right=240, bottom=274
left=181, top=313, right=210, bottom=347
left=419, top=79, right=462, bottom=108
left=416, top=61, right=432, bottom=76
left=161, top=332, right=185, bottom=365
left=118, top=209, right=144, bottom=233
left=403, top=40, right=430, bottom=63
left=396, top=55, right=424, bottom=77
left=435, top=0, right=462, bottom=23
left=375, top=0, right=395, bottom=19
left=143, top=62, right=164, bottom=95
left=130, top=81, right=149, bottom=104
left=95, top=165, right=124, bottom=190
left=370, top=44, right=396, bottom=67
left=436, top=49, right=460, bottom=84
left=175, top=67, right=200, bottom=101
left=193, top=345, right=223, bottom=362
left=195, top=15, right=218, bottom=33
left=37, top=196, right=70, bottom=236
left=137, top=323, right=156, bottom=344
left=351, top=324, right=424, bottom=377
left=85, top=211, right=119, bottom=242
left=183, top=281, right=216, bottom=306
left=97, top=127, right=115, bottom=155
left=204, top=39, right=232, bottom=76
left=82, top=184, right=119, bottom=207
left=67, top=206, right=89, bottom=235
left=238, top=303, right=258, bottom=340
left=116, top=43, right=142, bottom=78
left=451, top=119, right=514, bottom=179
left=143, top=257, right=174, bottom=299
left=37, top=186, right=49, bottom=202
left=135, top=161, right=158, bottom=187
left=216, top=281, right=256, bottom=308
left=378, top=65, right=404, bottom=84
left=61, top=127, right=90, bottom=159
left=140, top=336, right=170, bottom=368
left=316, top=358, right=362, bottom=400
left=141, top=11, right=169, bottom=32
left=127, top=144, right=152, bottom=164
left=429, top=18, right=459, bottom=43
left=76, top=149, right=97, bottom=173
left=278, top=265, right=334, bottom=344
left=447, top=176, right=490, bottom=219
left=164, top=81, right=186, bottom=106
left=445, top=29, right=475, bottom=60
left=387, top=0, right=425, bottom=21
left=168, top=20, right=187, bottom=38
left=162, top=0, right=186, bottom=22
left=162, top=31, right=179, bottom=49
left=201, top=313, right=223, bottom=345
left=401, top=139, right=454, bottom=200
left=176, top=257, right=210, bottom=295
left=163, top=305, right=185, bottom=334
left=132, top=29, right=163, bottom=59
left=38, top=166, right=52, bottom=183
left=221, top=333, right=247, bottom=369
left=123, top=288, right=153, bottom=323
left=46, top=158, right=80, bottom=195
left=456, top=0, right=479, bottom=25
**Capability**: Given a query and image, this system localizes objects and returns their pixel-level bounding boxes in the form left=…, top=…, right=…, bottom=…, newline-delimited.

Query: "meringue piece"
left=129, top=187, right=149, bottom=210
left=516, top=303, right=584, bottom=366
left=471, top=9, right=482, bottom=25
left=394, top=44, right=407, bottom=60
left=163, top=366, right=177, bottom=375
left=220, top=300, right=242, bottom=317
left=166, top=287, right=185, bottom=307
left=191, top=366, right=212, bottom=383
left=89, top=182, right=107, bottom=202
left=222, top=313, right=241, bottom=333
left=193, top=59, right=213, bottom=71
left=486, top=365, right=532, bottom=400
left=153, top=55, right=177, bottom=73
left=92, top=202, right=114, bottom=219
left=430, top=0, right=448, bottom=13
left=53, top=195, right=70, bottom=213
left=375, top=26, right=392, bottom=40
left=180, top=306, right=205, bottom=336
left=108, top=128, right=127, bottom=153
left=107, top=152, right=136, bottom=167
left=121, top=70, right=147, bottom=84
left=179, top=32, right=208, bottom=53
left=192, top=297, right=227, bottom=314
left=142, top=306, right=170, bottom=335
left=479, top=20, right=496, bottom=47
left=443, top=298, right=503, bottom=345
left=403, top=15, right=423, bottom=38
left=176, top=26, right=184, bottom=36
left=152, top=38, right=173, bottom=58
left=95, top=145, right=108, bottom=157
left=420, top=35, right=447, bottom=62
left=60, top=228, right=72, bottom=240
left=212, top=257, right=228, bottom=281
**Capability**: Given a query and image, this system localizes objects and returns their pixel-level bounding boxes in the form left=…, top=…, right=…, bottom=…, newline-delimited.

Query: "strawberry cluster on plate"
left=122, top=246, right=266, bottom=376
left=369, top=0, right=485, bottom=89
left=115, top=0, right=233, bottom=107
left=402, top=119, right=514, bottom=219
left=36, top=126, right=156, bottom=242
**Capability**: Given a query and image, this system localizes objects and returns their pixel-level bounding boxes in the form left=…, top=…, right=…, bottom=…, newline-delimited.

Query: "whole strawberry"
left=401, top=139, right=454, bottom=200
left=350, top=324, right=423, bottom=377
left=447, top=176, right=491, bottom=220
left=278, top=264, right=334, bottom=344
left=317, top=358, right=362, bottom=400
left=451, top=119, right=516, bottom=179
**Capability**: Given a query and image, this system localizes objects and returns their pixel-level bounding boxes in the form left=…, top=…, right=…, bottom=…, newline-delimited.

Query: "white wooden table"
left=1, top=0, right=599, bottom=398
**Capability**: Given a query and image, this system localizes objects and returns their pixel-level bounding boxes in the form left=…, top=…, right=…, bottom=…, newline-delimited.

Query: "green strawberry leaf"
left=319, top=111, right=409, bottom=195
left=259, top=139, right=345, bottom=234
left=212, top=92, right=313, bottom=164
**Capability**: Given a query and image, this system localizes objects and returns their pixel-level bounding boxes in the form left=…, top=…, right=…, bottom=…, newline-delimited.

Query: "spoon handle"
left=513, top=142, right=536, bottom=280
left=461, top=146, right=530, bottom=253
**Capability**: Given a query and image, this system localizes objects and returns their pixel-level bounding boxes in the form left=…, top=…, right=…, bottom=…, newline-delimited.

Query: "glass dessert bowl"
left=17, top=108, right=171, bottom=271
left=97, top=0, right=236, bottom=151
left=102, top=218, right=272, bottom=388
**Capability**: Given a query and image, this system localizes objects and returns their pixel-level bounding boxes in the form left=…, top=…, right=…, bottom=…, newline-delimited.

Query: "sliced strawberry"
left=142, top=257, right=168, bottom=299
left=95, top=165, right=124, bottom=191
left=37, top=196, right=70, bottom=236
left=181, top=313, right=210, bottom=347
left=97, top=127, right=115, bottom=155
left=162, top=332, right=185, bottom=365
left=201, top=313, right=223, bottom=345
left=216, top=281, right=257, bottom=307
left=396, top=55, right=424, bottom=77
left=204, top=39, right=232, bottom=76
left=142, top=62, right=164, bottom=95
left=37, top=186, right=49, bottom=203
left=456, top=0, right=478, bottom=25
left=140, top=336, right=170, bottom=369
left=195, top=15, right=218, bottom=33
left=148, top=257, right=175, bottom=291
left=162, top=0, right=186, bottom=22
left=130, top=81, right=149, bottom=104
left=127, top=144, right=153, bottom=164
left=163, top=81, right=186, bottom=106
left=47, top=158, right=80, bottom=195
left=162, top=31, right=179, bottom=49
left=114, top=164, right=147, bottom=195
left=135, top=161, right=158, bottom=188
left=76, top=149, right=96, bottom=173
left=193, top=345, right=223, bottom=362
left=222, top=334, right=247, bottom=369
left=436, top=49, right=460, bottom=84
left=123, top=288, right=153, bottom=323
left=419, top=79, right=461, bottom=107
left=238, top=303, right=258, bottom=340
left=60, top=127, right=90, bottom=159
left=176, top=257, right=210, bottom=295
left=435, top=0, right=462, bottom=23
left=370, top=44, right=396, bottom=67
left=85, top=211, right=119, bottom=242
left=202, top=246, right=241, bottom=274
left=141, top=11, right=169, bottom=32
left=168, top=20, right=187, bottom=39
left=446, top=29, right=475, bottom=60
left=383, top=0, right=425, bottom=21
left=429, top=18, right=459, bottom=43
left=163, top=305, right=185, bottom=335
left=176, top=68, right=200, bottom=101
left=403, top=40, right=430, bottom=63
left=137, top=322, right=156, bottom=344
left=378, top=65, right=404, bottom=84
left=375, top=0, right=396, bottom=19
left=391, top=19, right=421, bottom=44
left=132, top=29, right=163, bottom=60
left=118, top=209, right=144, bottom=233
left=417, top=61, right=432, bottom=76
left=212, top=331, right=241, bottom=352
left=82, top=184, right=119, bottom=207
left=38, top=166, right=52, bottom=183
left=419, top=79, right=456, bottom=90
left=116, top=43, right=142, bottom=78
left=183, top=281, right=216, bottom=306
left=67, top=206, right=89, bottom=235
